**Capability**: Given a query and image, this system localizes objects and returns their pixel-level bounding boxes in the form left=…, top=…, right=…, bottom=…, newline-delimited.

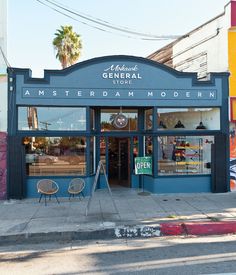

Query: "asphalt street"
left=1, top=235, right=236, bottom=274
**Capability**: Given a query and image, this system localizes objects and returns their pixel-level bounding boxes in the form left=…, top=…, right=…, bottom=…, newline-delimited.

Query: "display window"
left=23, top=136, right=86, bottom=176
left=157, top=108, right=220, bottom=130
left=158, top=135, right=214, bottom=175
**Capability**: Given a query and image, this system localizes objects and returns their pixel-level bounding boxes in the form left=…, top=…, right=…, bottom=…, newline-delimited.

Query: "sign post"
left=134, top=156, right=152, bottom=196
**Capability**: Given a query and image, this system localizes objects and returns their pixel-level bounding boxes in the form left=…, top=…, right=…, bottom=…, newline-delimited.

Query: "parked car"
left=58, top=154, right=80, bottom=165
left=36, top=153, right=58, bottom=164
left=26, top=152, right=58, bottom=164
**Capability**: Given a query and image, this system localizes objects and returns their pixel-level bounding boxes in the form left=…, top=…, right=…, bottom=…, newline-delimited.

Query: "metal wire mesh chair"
left=68, top=178, right=85, bottom=200
left=37, top=179, right=60, bottom=205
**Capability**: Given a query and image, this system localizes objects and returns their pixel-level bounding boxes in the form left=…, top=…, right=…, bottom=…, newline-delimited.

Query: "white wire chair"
left=37, top=179, right=60, bottom=206
left=68, top=178, right=85, bottom=200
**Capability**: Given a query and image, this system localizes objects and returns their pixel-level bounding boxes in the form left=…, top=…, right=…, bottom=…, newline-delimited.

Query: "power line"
left=36, top=0, right=152, bottom=40
left=0, top=45, right=13, bottom=72
left=44, top=0, right=179, bottom=39
left=35, top=0, right=148, bottom=40
left=36, top=0, right=113, bottom=34
left=36, top=0, right=180, bottom=40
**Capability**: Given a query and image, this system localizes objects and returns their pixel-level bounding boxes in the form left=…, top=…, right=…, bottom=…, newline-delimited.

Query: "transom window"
left=18, top=107, right=86, bottom=131
left=157, top=108, right=220, bottom=130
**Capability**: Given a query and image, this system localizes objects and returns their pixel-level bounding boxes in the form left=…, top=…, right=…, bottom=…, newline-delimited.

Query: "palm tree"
left=53, top=25, right=82, bottom=69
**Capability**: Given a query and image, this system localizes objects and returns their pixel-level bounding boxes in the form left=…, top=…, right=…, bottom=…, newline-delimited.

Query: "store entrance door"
left=108, top=137, right=130, bottom=187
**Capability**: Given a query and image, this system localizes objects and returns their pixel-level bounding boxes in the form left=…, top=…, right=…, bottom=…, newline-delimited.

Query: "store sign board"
left=15, top=57, right=223, bottom=106
left=135, top=157, right=152, bottom=175
left=22, top=88, right=217, bottom=100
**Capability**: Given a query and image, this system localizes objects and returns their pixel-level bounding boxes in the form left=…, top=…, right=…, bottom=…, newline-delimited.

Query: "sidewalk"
left=1, top=187, right=236, bottom=244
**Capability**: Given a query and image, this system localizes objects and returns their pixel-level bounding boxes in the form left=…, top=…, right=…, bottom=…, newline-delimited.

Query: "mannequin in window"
left=196, top=121, right=206, bottom=129
left=159, top=120, right=167, bottom=129
left=174, top=120, right=185, bottom=128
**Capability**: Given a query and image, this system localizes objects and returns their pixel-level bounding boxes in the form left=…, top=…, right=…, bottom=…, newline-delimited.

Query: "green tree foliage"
left=53, top=25, right=82, bottom=68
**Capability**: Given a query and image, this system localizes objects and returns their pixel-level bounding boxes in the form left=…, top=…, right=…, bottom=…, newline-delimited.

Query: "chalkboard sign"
left=85, top=161, right=118, bottom=216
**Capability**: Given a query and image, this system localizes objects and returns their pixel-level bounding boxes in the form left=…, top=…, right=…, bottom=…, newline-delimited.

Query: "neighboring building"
left=7, top=56, right=229, bottom=198
left=0, top=0, right=7, bottom=199
left=0, top=0, right=7, bottom=130
left=148, top=0, right=236, bottom=190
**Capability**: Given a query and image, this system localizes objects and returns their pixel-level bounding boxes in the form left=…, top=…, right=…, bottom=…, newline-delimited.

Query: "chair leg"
left=69, top=193, right=72, bottom=200
left=39, top=193, right=43, bottom=203
left=49, top=195, right=51, bottom=201
left=44, top=194, right=47, bottom=206
left=54, top=194, right=60, bottom=204
left=81, top=191, right=85, bottom=198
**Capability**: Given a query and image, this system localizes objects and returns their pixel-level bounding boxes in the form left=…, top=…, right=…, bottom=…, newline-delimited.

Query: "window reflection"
left=133, top=136, right=138, bottom=172
left=23, top=136, right=86, bottom=176
left=90, top=137, right=95, bottom=174
left=100, top=137, right=106, bottom=173
left=157, top=108, right=220, bottom=130
left=145, top=136, right=153, bottom=156
left=158, top=136, right=214, bottom=175
left=18, top=107, right=86, bottom=131
left=145, top=109, right=153, bottom=130
left=90, top=108, right=95, bottom=131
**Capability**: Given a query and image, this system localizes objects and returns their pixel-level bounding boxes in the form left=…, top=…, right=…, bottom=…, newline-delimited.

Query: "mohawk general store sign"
left=14, top=56, right=223, bottom=106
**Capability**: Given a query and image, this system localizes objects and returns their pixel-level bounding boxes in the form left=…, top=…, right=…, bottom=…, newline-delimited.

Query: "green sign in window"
left=135, top=157, right=152, bottom=175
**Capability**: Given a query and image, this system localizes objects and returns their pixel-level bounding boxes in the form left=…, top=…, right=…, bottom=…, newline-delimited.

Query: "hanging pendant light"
left=113, top=107, right=128, bottom=129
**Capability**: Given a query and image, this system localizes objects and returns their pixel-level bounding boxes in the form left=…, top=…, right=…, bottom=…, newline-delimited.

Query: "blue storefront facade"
left=7, top=55, right=230, bottom=198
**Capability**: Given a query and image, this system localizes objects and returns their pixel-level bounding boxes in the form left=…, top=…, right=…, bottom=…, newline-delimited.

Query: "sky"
left=7, top=0, right=230, bottom=77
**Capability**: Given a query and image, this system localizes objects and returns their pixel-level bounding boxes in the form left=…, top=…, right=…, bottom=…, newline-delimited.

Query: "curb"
left=1, top=222, right=236, bottom=245
left=160, top=221, right=236, bottom=236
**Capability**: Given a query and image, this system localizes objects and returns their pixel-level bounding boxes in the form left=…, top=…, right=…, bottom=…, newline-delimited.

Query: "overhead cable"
left=36, top=0, right=180, bottom=40
left=35, top=0, right=148, bottom=40
left=0, top=45, right=13, bottom=72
